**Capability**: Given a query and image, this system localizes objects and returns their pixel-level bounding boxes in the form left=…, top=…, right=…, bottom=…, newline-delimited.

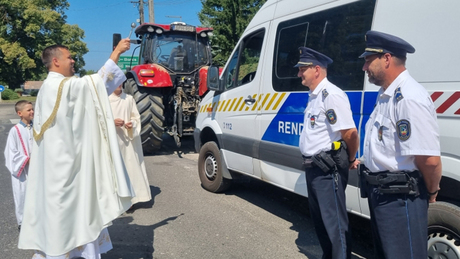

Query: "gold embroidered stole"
left=33, top=77, right=74, bottom=141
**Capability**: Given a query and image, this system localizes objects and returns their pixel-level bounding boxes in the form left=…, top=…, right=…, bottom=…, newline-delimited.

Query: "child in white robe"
left=109, top=85, right=152, bottom=207
left=4, top=100, right=34, bottom=231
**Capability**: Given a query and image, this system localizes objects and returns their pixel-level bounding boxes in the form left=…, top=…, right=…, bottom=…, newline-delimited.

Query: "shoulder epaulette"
left=394, top=87, right=404, bottom=102
left=322, top=89, right=329, bottom=98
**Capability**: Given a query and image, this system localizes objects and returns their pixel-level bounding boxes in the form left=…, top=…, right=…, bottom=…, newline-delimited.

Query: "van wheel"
left=198, top=141, right=231, bottom=193
left=428, top=202, right=460, bottom=259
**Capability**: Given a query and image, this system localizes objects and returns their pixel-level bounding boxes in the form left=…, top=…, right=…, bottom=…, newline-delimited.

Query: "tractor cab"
left=118, top=22, right=215, bottom=153
left=135, top=22, right=213, bottom=74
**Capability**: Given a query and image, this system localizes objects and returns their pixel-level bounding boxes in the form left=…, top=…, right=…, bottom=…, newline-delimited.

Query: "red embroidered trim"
left=14, top=125, right=29, bottom=177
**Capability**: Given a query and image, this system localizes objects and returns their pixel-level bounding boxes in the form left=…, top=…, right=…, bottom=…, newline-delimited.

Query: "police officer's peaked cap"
left=294, top=47, right=333, bottom=68
left=359, top=30, right=415, bottom=58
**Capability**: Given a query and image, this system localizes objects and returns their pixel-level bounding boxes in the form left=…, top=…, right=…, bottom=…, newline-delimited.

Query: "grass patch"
left=1, top=96, right=37, bottom=103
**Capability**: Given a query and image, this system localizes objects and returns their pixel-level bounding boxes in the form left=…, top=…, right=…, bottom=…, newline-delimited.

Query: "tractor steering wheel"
left=160, top=55, right=170, bottom=62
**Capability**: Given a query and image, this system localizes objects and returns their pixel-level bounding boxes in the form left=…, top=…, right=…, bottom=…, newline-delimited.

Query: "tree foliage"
left=79, top=69, right=97, bottom=76
left=0, top=0, right=88, bottom=88
left=198, top=0, right=266, bottom=66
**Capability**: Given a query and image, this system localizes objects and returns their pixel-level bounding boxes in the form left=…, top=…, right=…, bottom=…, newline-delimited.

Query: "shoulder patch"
left=322, top=89, right=329, bottom=98
left=394, top=87, right=404, bottom=102
left=326, top=109, right=337, bottom=124
left=396, top=119, right=411, bottom=141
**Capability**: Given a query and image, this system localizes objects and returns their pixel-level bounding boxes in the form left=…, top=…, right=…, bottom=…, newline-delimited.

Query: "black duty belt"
left=360, top=165, right=421, bottom=196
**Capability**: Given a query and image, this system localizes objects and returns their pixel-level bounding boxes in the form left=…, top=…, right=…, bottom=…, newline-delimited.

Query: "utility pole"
left=139, top=0, right=144, bottom=24
left=148, top=0, right=154, bottom=23
left=131, top=0, right=145, bottom=24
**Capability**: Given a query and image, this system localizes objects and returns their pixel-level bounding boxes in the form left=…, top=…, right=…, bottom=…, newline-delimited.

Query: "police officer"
left=297, top=47, right=359, bottom=259
left=360, top=31, right=442, bottom=259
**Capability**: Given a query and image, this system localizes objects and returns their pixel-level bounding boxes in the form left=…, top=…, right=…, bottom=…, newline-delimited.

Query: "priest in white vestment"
left=4, top=100, right=34, bottom=230
left=18, top=39, right=135, bottom=259
left=109, top=86, right=152, bottom=205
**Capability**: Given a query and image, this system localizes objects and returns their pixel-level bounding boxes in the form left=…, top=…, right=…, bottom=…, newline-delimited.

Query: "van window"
left=223, top=29, right=265, bottom=90
left=272, top=0, right=376, bottom=92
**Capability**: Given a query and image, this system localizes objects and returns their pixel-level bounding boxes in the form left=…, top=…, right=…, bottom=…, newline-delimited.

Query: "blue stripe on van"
left=359, top=91, right=378, bottom=156
left=262, top=92, right=308, bottom=147
left=261, top=91, right=378, bottom=150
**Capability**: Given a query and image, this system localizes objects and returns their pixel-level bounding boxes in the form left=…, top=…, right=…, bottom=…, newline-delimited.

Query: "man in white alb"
left=18, top=39, right=135, bottom=259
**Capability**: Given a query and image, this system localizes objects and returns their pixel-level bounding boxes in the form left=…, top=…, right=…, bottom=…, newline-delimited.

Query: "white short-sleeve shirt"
left=299, top=78, right=356, bottom=157
left=363, top=70, right=440, bottom=172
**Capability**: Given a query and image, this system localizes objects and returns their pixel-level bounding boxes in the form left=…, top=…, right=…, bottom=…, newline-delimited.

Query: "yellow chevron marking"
left=252, top=93, right=263, bottom=111
left=223, top=99, right=232, bottom=111
left=238, top=97, right=247, bottom=111
left=200, top=93, right=286, bottom=114
left=227, top=98, right=237, bottom=111
left=265, top=93, right=278, bottom=110
left=272, top=92, right=286, bottom=110
left=259, top=93, right=271, bottom=111
left=211, top=102, right=217, bottom=112
left=233, top=97, right=243, bottom=111
left=218, top=100, right=226, bottom=112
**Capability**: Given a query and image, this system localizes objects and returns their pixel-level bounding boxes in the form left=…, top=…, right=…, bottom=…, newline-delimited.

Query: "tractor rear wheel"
left=123, top=78, right=165, bottom=153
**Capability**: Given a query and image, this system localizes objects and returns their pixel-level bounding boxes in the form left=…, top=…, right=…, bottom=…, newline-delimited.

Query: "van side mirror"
left=207, top=65, right=223, bottom=92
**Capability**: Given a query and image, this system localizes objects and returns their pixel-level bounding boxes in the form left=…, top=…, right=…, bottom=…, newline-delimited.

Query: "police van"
left=194, top=0, right=460, bottom=256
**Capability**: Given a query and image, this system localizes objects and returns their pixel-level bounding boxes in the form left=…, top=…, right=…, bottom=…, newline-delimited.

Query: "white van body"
left=195, top=0, right=460, bottom=256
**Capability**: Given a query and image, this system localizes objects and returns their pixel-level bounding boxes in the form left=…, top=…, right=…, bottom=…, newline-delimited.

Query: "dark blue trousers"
left=305, top=166, right=351, bottom=259
left=367, top=182, right=428, bottom=259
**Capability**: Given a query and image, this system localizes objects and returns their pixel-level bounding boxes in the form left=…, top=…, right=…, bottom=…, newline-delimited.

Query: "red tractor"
left=114, top=22, right=213, bottom=153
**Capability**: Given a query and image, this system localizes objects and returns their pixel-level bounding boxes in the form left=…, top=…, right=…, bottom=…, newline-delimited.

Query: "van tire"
left=428, top=201, right=460, bottom=258
left=198, top=141, right=231, bottom=193
left=123, top=78, right=165, bottom=153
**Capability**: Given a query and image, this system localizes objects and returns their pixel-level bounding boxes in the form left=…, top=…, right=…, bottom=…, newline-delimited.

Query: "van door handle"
left=244, top=95, right=256, bottom=105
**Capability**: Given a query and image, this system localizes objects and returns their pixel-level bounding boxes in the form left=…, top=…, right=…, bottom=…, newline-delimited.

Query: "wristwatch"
left=427, top=189, right=440, bottom=196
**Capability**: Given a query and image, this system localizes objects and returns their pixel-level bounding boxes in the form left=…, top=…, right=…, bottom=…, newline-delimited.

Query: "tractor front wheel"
left=123, top=78, right=165, bottom=153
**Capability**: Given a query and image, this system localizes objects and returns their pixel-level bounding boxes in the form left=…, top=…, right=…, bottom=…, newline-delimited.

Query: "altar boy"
left=4, top=100, right=34, bottom=231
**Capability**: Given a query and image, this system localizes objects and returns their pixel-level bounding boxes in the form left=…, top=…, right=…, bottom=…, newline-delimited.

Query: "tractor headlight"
left=140, top=69, right=155, bottom=77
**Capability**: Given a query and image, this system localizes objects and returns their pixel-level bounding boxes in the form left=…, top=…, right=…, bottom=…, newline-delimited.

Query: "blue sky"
left=66, top=0, right=202, bottom=71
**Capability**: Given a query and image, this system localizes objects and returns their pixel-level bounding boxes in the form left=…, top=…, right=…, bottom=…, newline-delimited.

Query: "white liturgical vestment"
left=109, top=92, right=152, bottom=204
left=18, top=59, right=134, bottom=257
left=4, top=121, right=33, bottom=226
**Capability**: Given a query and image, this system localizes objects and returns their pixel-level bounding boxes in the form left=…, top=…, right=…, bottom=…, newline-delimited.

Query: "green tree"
left=0, top=0, right=88, bottom=88
left=198, top=0, right=266, bottom=66
left=79, top=69, right=97, bottom=76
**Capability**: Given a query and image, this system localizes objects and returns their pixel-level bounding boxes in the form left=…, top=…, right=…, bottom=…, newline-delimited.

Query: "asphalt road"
left=0, top=102, right=374, bottom=259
